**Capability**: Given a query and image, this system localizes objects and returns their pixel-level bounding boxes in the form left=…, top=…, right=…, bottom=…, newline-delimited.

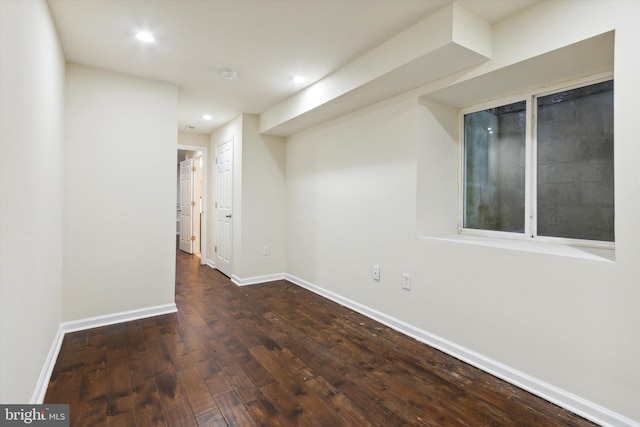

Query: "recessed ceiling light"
left=134, top=30, right=155, bottom=43
left=291, top=75, right=310, bottom=84
left=220, top=68, right=238, bottom=80
left=202, top=114, right=213, bottom=121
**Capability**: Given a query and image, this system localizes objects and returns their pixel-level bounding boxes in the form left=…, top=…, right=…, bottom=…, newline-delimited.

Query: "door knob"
left=225, top=214, right=232, bottom=218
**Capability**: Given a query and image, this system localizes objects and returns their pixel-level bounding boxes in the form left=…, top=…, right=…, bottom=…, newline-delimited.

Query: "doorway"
left=177, top=146, right=208, bottom=265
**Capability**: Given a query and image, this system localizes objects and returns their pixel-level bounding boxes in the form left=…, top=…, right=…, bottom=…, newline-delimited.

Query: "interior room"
left=1, top=0, right=638, bottom=426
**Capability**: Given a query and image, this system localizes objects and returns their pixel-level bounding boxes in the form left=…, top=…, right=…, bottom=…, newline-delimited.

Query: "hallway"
left=44, top=250, right=596, bottom=426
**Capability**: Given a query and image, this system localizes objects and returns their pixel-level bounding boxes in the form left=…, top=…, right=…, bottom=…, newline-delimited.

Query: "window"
left=462, top=78, right=614, bottom=245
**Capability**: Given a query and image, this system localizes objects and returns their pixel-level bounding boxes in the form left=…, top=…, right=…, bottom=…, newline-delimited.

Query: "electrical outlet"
left=402, top=273, right=411, bottom=290
left=262, top=245, right=270, bottom=256
left=372, top=265, right=380, bottom=281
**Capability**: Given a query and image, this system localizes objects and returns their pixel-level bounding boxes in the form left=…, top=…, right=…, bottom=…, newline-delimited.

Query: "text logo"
left=0, top=405, right=69, bottom=426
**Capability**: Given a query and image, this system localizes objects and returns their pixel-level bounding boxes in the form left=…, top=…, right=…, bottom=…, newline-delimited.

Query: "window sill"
left=418, top=234, right=615, bottom=263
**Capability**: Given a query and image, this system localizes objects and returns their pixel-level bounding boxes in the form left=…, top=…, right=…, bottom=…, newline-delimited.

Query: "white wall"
left=178, top=131, right=209, bottom=147
left=63, top=64, right=178, bottom=321
left=286, top=1, right=640, bottom=423
left=238, top=115, right=286, bottom=279
left=0, top=0, right=65, bottom=403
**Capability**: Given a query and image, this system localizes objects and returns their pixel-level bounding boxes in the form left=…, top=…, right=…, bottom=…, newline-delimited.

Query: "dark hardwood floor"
left=45, top=249, right=597, bottom=426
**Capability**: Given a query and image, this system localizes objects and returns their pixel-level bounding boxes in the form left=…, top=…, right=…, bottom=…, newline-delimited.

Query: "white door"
left=192, top=155, right=202, bottom=255
left=215, top=139, right=233, bottom=276
left=179, top=158, right=195, bottom=253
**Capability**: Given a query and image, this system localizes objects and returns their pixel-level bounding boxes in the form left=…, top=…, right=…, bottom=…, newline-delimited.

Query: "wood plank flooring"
left=45, top=249, right=597, bottom=426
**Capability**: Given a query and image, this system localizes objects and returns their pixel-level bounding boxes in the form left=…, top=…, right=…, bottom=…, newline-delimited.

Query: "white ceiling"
left=47, top=0, right=537, bottom=134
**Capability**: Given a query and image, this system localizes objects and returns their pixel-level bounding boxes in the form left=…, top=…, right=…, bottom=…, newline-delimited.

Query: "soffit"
left=46, top=0, right=537, bottom=134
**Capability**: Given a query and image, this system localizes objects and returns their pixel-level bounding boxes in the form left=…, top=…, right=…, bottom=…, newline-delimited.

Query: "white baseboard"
left=30, top=303, right=177, bottom=404
left=231, top=273, right=285, bottom=286
left=202, top=264, right=285, bottom=287
left=30, top=324, right=65, bottom=404
left=61, top=303, right=177, bottom=334
left=284, top=273, right=639, bottom=427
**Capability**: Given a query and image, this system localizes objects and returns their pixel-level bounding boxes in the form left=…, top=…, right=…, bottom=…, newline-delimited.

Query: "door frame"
left=177, top=144, right=208, bottom=265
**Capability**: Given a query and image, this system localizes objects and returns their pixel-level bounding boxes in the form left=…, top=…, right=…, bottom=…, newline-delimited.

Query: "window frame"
left=458, top=72, right=614, bottom=249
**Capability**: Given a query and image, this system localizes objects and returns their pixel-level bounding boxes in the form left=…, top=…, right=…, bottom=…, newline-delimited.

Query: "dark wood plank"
left=244, top=394, right=281, bottom=427
left=177, top=366, right=217, bottom=417
left=74, top=397, right=107, bottom=427
left=105, top=363, right=136, bottom=427
left=203, top=372, right=233, bottom=400
left=304, top=375, right=381, bottom=427
left=44, top=247, right=598, bottom=427
left=214, top=391, right=258, bottom=427
left=155, top=373, right=198, bottom=427
left=131, top=381, right=167, bottom=427
left=195, top=408, right=227, bottom=427
left=259, top=382, right=319, bottom=427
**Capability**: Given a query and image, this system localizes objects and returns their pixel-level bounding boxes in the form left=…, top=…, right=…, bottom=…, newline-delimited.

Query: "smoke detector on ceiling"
left=220, top=68, right=238, bottom=80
